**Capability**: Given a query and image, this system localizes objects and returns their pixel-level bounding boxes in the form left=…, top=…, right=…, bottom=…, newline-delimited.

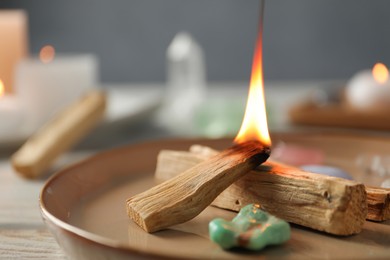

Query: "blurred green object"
left=209, top=204, right=290, bottom=250
left=194, top=98, right=274, bottom=138
left=194, top=98, right=244, bottom=138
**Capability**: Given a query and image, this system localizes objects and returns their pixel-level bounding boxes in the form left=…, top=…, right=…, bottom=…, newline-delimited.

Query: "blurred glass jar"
left=355, top=153, right=390, bottom=187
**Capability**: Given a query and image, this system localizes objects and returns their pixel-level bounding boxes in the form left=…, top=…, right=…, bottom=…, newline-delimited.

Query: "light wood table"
left=0, top=159, right=65, bottom=259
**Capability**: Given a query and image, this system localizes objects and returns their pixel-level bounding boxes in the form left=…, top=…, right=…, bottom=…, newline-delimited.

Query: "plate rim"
left=39, top=139, right=190, bottom=259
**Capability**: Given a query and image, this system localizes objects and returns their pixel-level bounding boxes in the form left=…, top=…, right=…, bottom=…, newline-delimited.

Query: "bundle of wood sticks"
left=154, top=144, right=390, bottom=236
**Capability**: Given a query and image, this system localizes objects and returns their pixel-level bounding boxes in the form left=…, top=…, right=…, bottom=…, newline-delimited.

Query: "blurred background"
left=1, top=0, right=390, bottom=83
left=2, top=0, right=390, bottom=150
left=3, top=2, right=390, bottom=257
left=2, top=4, right=390, bottom=255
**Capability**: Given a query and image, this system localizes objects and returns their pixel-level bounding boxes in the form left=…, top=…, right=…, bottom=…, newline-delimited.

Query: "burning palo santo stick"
left=127, top=15, right=272, bottom=233
left=155, top=145, right=369, bottom=235
left=12, top=91, right=106, bottom=179
left=127, top=141, right=270, bottom=233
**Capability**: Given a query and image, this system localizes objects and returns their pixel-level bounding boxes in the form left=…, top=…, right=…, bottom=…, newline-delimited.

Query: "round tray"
left=40, top=133, right=390, bottom=259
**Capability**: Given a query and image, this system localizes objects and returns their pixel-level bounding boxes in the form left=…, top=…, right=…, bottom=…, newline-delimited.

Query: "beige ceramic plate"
left=40, top=133, right=390, bottom=259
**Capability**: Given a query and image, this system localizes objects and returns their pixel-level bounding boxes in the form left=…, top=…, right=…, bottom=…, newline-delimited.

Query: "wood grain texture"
left=127, top=141, right=270, bottom=233
left=0, top=161, right=65, bottom=259
left=155, top=146, right=368, bottom=235
left=11, top=91, right=106, bottom=179
left=366, top=186, right=390, bottom=221
left=0, top=228, right=65, bottom=259
left=189, top=144, right=390, bottom=222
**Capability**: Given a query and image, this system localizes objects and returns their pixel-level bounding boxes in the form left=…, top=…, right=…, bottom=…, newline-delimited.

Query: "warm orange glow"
left=234, top=28, right=271, bottom=146
left=372, top=63, right=389, bottom=84
left=39, top=45, right=55, bottom=63
left=0, top=79, right=5, bottom=97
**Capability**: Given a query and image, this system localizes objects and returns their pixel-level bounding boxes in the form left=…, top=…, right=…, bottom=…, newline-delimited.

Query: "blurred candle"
left=346, top=63, right=390, bottom=111
left=0, top=10, right=28, bottom=94
left=15, top=45, right=98, bottom=130
left=0, top=79, right=24, bottom=138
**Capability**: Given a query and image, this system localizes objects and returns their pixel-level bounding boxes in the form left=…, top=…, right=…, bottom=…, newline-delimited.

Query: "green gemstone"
left=209, top=204, right=290, bottom=250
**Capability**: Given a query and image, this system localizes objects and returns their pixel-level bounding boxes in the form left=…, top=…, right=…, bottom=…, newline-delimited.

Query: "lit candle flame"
left=39, top=45, right=55, bottom=63
left=372, top=63, right=389, bottom=84
left=0, top=79, right=5, bottom=97
left=234, top=12, right=271, bottom=146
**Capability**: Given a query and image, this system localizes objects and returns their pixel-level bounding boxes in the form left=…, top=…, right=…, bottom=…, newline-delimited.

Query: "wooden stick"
left=185, top=145, right=390, bottom=222
left=12, top=91, right=106, bottom=179
left=155, top=146, right=369, bottom=236
left=126, top=141, right=270, bottom=233
left=289, top=101, right=390, bottom=131
left=366, top=186, right=390, bottom=221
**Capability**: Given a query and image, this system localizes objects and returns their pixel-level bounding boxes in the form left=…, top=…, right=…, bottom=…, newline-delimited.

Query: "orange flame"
left=39, top=45, right=55, bottom=63
left=0, top=79, right=5, bottom=97
left=234, top=25, right=271, bottom=146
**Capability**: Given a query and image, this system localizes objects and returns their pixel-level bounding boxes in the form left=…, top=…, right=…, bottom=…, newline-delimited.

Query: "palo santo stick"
left=126, top=141, right=271, bottom=233
left=185, top=145, right=390, bottom=222
left=155, top=146, right=368, bottom=236
left=366, top=186, right=390, bottom=221
left=12, top=91, right=106, bottom=179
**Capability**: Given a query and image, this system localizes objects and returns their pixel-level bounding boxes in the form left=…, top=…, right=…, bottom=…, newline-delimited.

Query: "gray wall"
left=1, top=0, right=390, bottom=83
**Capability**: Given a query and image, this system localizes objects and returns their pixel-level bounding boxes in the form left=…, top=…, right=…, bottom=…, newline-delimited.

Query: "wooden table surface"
left=0, top=159, right=65, bottom=259
left=0, top=81, right=342, bottom=258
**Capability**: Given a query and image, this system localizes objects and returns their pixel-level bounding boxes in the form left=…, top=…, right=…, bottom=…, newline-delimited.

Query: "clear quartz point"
left=158, top=32, right=207, bottom=135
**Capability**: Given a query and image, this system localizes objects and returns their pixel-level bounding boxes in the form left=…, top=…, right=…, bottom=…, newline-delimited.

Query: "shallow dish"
left=40, top=133, right=390, bottom=259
